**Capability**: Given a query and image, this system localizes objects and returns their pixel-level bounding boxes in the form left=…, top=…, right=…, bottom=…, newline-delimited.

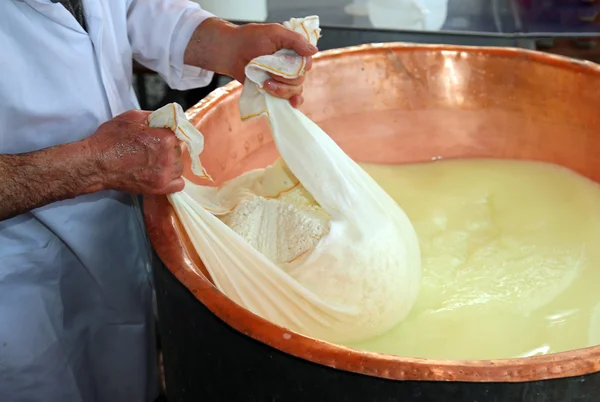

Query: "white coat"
left=0, top=1, right=214, bottom=401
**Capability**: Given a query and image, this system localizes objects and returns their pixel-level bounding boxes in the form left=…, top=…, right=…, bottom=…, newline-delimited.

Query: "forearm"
left=0, top=141, right=104, bottom=221
left=183, top=17, right=238, bottom=77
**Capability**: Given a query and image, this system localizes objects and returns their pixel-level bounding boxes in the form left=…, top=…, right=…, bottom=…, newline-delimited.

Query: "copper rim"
left=144, top=43, right=600, bottom=383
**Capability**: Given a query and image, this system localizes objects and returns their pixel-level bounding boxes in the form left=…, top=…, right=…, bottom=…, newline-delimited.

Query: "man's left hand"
left=184, top=18, right=319, bottom=108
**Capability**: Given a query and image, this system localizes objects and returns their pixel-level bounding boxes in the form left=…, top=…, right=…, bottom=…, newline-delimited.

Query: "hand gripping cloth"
left=147, top=16, right=422, bottom=344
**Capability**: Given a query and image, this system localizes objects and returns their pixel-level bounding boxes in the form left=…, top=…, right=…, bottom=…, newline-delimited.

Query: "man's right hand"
left=0, top=109, right=184, bottom=222
left=86, top=110, right=185, bottom=195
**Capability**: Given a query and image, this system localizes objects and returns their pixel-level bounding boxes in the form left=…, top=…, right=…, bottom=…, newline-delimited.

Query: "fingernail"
left=264, top=80, right=276, bottom=89
left=307, top=44, right=318, bottom=53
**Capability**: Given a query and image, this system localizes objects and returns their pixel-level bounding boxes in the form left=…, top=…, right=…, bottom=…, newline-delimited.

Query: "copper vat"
left=144, top=43, right=600, bottom=401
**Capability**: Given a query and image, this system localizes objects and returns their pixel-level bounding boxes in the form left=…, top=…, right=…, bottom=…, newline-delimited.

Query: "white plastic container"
left=367, top=0, right=448, bottom=31
left=194, top=0, right=268, bottom=22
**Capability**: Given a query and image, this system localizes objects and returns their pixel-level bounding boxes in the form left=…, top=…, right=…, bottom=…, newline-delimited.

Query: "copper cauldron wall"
left=143, top=43, right=600, bottom=402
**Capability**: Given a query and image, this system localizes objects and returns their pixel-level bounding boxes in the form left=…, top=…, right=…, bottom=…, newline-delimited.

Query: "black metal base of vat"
left=154, top=259, right=600, bottom=402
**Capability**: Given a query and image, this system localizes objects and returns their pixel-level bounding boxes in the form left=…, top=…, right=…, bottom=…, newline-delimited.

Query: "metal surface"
left=143, top=43, right=600, bottom=396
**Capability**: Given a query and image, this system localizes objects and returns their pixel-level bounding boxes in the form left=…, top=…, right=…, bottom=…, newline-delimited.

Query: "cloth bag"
left=148, top=16, right=421, bottom=344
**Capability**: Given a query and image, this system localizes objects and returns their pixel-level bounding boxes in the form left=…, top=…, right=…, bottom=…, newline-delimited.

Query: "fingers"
left=152, top=141, right=185, bottom=194
left=264, top=79, right=305, bottom=108
left=104, top=110, right=189, bottom=195
left=174, top=143, right=183, bottom=158
left=264, top=79, right=302, bottom=101
left=289, top=95, right=304, bottom=109
left=275, top=27, right=318, bottom=57
left=268, top=73, right=304, bottom=86
left=172, top=160, right=184, bottom=180
left=114, top=109, right=152, bottom=124
left=165, top=141, right=184, bottom=180
left=160, top=177, right=185, bottom=194
left=151, top=159, right=185, bottom=195
left=304, top=56, right=313, bottom=72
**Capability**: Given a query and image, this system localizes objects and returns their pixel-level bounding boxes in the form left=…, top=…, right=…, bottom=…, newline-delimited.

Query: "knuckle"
left=123, top=110, right=138, bottom=119
left=106, top=118, right=124, bottom=129
left=162, top=133, right=177, bottom=147
left=271, top=23, right=285, bottom=32
left=121, top=110, right=143, bottom=123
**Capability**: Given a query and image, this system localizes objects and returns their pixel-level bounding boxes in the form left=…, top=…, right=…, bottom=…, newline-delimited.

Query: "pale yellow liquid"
left=348, top=158, right=600, bottom=360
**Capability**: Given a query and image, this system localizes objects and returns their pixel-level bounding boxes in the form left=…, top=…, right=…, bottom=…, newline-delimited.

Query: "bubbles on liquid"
left=348, top=158, right=600, bottom=360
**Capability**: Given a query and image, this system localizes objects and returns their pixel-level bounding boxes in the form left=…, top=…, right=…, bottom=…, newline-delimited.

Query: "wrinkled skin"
left=223, top=21, right=317, bottom=108
left=184, top=18, right=318, bottom=108
left=86, top=110, right=186, bottom=194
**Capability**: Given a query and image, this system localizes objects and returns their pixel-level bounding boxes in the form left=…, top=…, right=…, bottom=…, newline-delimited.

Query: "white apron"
left=0, top=1, right=213, bottom=401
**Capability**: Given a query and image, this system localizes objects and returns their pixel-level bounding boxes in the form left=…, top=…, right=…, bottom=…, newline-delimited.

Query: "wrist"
left=184, top=17, right=240, bottom=77
left=53, top=140, right=107, bottom=196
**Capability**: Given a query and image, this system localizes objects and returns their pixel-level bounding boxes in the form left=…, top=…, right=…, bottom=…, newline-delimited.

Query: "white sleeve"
left=127, top=0, right=216, bottom=90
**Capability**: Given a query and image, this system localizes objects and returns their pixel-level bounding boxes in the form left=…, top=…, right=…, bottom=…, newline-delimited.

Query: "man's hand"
left=0, top=111, right=184, bottom=222
left=184, top=18, right=318, bottom=108
left=220, top=21, right=318, bottom=108
left=86, top=110, right=185, bottom=195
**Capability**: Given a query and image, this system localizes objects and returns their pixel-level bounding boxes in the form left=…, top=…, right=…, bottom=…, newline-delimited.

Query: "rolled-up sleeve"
left=127, top=0, right=215, bottom=90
